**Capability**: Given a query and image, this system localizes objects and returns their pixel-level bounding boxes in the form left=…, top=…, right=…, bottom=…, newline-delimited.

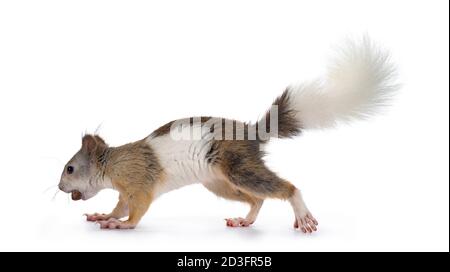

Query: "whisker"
left=52, top=189, right=60, bottom=201
left=95, top=122, right=104, bottom=135
left=43, top=184, right=58, bottom=194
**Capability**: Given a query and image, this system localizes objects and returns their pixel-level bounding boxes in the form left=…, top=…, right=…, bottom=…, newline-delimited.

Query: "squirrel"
left=58, top=37, right=398, bottom=232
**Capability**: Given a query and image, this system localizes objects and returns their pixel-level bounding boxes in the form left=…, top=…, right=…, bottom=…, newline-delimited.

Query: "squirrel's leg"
left=203, top=180, right=263, bottom=227
left=225, top=199, right=263, bottom=227
left=98, top=190, right=152, bottom=230
left=218, top=155, right=318, bottom=233
left=85, top=194, right=128, bottom=222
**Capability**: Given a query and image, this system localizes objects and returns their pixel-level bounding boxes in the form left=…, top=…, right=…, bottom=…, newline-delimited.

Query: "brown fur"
left=149, top=116, right=298, bottom=201
left=203, top=171, right=261, bottom=205
left=150, top=116, right=212, bottom=138
left=257, top=88, right=301, bottom=141
left=211, top=140, right=296, bottom=200
left=103, top=140, right=163, bottom=188
left=150, top=120, right=175, bottom=138
left=107, top=194, right=129, bottom=219
left=93, top=138, right=164, bottom=226
left=203, top=174, right=264, bottom=223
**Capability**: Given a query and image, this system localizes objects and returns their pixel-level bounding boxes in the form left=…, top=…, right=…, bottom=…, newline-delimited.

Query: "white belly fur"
left=146, top=124, right=217, bottom=198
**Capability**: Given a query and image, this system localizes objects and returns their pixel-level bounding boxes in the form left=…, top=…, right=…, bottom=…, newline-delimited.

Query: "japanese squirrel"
left=58, top=37, right=398, bottom=232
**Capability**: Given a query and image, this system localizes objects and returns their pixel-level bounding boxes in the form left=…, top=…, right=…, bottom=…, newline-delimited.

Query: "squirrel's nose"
left=58, top=184, right=65, bottom=191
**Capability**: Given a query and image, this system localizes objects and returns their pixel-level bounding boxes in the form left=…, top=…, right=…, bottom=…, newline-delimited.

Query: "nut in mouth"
left=71, top=190, right=82, bottom=201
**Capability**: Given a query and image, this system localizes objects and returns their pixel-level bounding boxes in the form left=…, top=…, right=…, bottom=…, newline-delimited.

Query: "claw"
left=225, top=217, right=253, bottom=228
left=294, top=213, right=319, bottom=234
left=97, top=218, right=136, bottom=230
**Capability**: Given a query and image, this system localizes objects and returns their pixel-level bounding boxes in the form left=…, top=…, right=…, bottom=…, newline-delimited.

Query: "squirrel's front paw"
left=97, top=218, right=136, bottom=230
left=225, top=217, right=253, bottom=227
left=84, top=213, right=110, bottom=222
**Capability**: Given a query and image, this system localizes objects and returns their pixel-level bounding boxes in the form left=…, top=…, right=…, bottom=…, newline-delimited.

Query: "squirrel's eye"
left=67, top=166, right=74, bottom=174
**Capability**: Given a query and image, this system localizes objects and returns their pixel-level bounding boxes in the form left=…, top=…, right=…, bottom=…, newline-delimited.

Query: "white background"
left=0, top=0, right=448, bottom=252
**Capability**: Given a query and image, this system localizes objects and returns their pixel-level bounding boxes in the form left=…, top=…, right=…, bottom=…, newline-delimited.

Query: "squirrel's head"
left=58, top=134, right=109, bottom=201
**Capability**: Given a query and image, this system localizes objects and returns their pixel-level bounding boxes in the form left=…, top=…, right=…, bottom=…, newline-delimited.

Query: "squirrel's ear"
left=82, top=134, right=97, bottom=155
left=94, top=135, right=107, bottom=146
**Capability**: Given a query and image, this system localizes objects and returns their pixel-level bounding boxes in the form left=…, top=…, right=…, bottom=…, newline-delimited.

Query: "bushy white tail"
left=288, top=37, right=398, bottom=130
